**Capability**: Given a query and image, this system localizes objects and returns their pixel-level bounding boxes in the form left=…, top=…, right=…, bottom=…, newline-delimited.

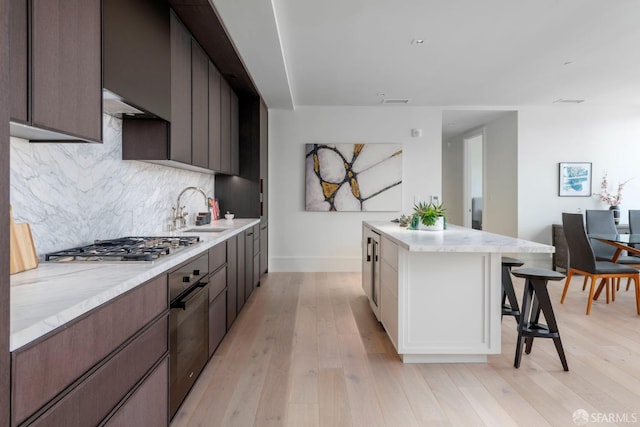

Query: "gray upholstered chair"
left=585, top=210, right=638, bottom=264
left=586, top=209, right=640, bottom=291
left=561, top=213, right=640, bottom=315
left=629, top=209, right=640, bottom=236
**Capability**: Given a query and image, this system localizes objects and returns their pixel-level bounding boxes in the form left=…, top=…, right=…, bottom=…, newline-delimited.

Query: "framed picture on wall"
left=559, top=162, right=592, bottom=197
left=305, top=143, right=403, bottom=211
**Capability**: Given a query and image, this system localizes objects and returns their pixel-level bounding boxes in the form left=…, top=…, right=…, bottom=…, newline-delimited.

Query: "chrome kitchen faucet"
left=174, top=186, right=209, bottom=229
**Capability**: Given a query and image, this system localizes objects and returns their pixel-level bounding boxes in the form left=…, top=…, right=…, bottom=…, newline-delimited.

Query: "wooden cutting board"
left=10, top=205, right=39, bottom=274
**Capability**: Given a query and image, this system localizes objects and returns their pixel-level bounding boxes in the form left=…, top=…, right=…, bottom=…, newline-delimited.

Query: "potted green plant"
left=411, top=201, right=446, bottom=231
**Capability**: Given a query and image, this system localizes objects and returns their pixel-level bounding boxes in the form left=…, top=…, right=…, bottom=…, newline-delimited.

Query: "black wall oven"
left=169, top=253, right=209, bottom=419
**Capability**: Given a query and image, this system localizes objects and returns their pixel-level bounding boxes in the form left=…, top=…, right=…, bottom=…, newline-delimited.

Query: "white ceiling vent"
left=553, top=98, right=585, bottom=104
left=381, top=99, right=410, bottom=104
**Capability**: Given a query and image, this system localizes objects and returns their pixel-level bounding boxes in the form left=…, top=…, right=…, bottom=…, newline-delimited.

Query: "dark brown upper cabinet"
left=220, top=79, right=231, bottom=174
left=103, top=0, right=171, bottom=121
left=216, top=97, right=268, bottom=218
left=10, top=0, right=102, bottom=143
left=170, top=10, right=192, bottom=165
left=9, top=0, right=27, bottom=123
left=230, top=91, right=240, bottom=175
left=191, top=40, right=209, bottom=169
left=208, top=63, right=222, bottom=172
left=121, top=6, right=240, bottom=175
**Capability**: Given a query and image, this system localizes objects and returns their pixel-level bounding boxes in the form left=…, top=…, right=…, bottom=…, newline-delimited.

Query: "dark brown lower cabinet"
left=9, top=231, right=261, bottom=426
left=102, top=357, right=169, bottom=427
left=226, top=236, right=238, bottom=328
left=237, top=233, right=246, bottom=312
left=253, top=224, right=260, bottom=289
left=245, top=229, right=254, bottom=300
left=260, top=222, right=268, bottom=276
left=28, top=316, right=168, bottom=427
left=208, top=271, right=227, bottom=358
left=11, top=275, right=169, bottom=426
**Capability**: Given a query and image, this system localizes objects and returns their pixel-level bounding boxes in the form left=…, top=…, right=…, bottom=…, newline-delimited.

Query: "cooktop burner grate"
left=45, top=236, right=201, bottom=262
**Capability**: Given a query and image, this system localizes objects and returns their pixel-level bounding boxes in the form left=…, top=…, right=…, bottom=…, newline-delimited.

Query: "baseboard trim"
left=269, top=256, right=361, bottom=272
left=268, top=253, right=553, bottom=273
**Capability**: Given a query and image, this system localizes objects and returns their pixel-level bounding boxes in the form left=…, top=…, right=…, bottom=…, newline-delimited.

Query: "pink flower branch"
left=597, top=173, right=632, bottom=207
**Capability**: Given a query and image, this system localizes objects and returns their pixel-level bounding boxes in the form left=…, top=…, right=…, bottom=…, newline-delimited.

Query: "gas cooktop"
left=44, top=236, right=201, bottom=262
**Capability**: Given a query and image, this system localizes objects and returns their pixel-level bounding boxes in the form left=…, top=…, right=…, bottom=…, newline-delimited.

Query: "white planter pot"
left=418, top=216, right=444, bottom=231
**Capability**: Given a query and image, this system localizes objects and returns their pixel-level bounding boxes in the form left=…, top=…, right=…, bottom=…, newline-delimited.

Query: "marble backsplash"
left=10, top=114, right=215, bottom=257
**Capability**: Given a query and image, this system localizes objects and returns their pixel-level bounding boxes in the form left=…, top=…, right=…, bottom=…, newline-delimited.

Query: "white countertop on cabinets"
left=364, top=221, right=555, bottom=254
left=10, top=218, right=260, bottom=351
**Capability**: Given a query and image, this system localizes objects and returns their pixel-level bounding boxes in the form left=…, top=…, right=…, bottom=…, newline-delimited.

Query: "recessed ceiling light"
left=376, top=92, right=385, bottom=97
left=411, top=39, right=425, bottom=45
left=563, top=61, right=574, bottom=65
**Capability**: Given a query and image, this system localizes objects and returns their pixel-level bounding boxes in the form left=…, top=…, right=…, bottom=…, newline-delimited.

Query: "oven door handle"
left=170, top=281, right=208, bottom=310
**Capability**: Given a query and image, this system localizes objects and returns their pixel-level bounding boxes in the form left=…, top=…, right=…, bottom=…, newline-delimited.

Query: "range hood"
left=102, top=89, right=161, bottom=119
left=103, top=0, right=171, bottom=121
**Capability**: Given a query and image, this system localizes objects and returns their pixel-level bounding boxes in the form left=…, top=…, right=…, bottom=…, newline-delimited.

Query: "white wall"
left=441, top=112, right=518, bottom=235
left=484, top=112, right=518, bottom=237
left=269, top=106, right=441, bottom=272
left=441, top=135, right=464, bottom=226
left=271, top=105, right=640, bottom=272
left=518, top=106, right=640, bottom=247
left=468, top=134, right=483, bottom=198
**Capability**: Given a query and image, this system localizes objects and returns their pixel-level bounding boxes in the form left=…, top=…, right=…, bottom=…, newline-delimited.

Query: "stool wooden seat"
left=501, top=257, right=524, bottom=323
left=511, top=267, right=568, bottom=371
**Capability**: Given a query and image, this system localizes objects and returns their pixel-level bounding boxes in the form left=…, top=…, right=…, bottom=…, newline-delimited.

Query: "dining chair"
left=561, top=213, right=640, bottom=315
left=585, top=210, right=638, bottom=263
left=628, top=210, right=640, bottom=247
left=585, top=209, right=640, bottom=291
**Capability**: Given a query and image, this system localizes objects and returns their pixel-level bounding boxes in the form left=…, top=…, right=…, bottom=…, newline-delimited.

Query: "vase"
left=610, top=205, right=620, bottom=225
left=418, top=216, right=445, bottom=231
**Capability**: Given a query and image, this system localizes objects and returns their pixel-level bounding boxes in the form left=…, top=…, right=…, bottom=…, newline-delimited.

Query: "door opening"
left=464, top=132, right=483, bottom=230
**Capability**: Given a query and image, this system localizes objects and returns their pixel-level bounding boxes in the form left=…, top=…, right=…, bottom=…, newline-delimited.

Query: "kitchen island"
left=362, top=221, right=555, bottom=363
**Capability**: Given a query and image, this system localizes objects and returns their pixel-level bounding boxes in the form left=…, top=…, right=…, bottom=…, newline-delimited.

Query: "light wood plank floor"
left=171, top=272, right=640, bottom=427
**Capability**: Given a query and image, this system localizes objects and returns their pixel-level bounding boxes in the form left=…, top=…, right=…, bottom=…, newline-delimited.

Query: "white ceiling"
left=212, top=0, right=640, bottom=111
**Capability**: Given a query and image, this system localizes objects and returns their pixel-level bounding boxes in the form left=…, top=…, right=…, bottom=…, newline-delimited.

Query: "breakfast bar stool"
left=511, top=267, right=569, bottom=371
left=502, top=257, right=524, bottom=323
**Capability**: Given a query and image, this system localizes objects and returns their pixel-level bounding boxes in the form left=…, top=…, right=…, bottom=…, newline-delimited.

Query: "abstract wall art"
left=559, top=162, right=592, bottom=197
left=305, top=143, right=402, bottom=211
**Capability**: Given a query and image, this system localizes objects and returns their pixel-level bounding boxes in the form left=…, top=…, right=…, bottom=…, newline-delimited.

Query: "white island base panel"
left=362, top=221, right=555, bottom=364
left=396, top=250, right=502, bottom=363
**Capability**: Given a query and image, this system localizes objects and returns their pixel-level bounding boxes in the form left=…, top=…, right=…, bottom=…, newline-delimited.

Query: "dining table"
left=588, top=233, right=640, bottom=260
left=587, top=233, right=640, bottom=300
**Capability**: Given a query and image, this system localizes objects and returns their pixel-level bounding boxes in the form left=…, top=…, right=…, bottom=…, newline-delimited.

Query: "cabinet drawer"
left=12, top=275, right=168, bottom=425
left=29, top=316, right=168, bottom=427
left=209, top=290, right=227, bottom=357
left=253, top=226, right=260, bottom=256
left=208, top=266, right=227, bottom=303
left=209, top=241, right=226, bottom=272
left=102, top=357, right=169, bottom=427
left=381, top=236, right=398, bottom=271
left=381, top=260, right=398, bottom=297
left=380, top=285, right=398, bottom=350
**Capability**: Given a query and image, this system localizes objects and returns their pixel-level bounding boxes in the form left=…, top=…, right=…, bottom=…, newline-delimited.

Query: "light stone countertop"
left=364, top=221, right=555, bottom=253
left=9, top=218, right=259, bottom=352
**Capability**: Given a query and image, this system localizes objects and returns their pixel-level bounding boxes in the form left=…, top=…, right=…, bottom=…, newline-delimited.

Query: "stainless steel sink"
left=185, top=227, right=230, bottom=233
